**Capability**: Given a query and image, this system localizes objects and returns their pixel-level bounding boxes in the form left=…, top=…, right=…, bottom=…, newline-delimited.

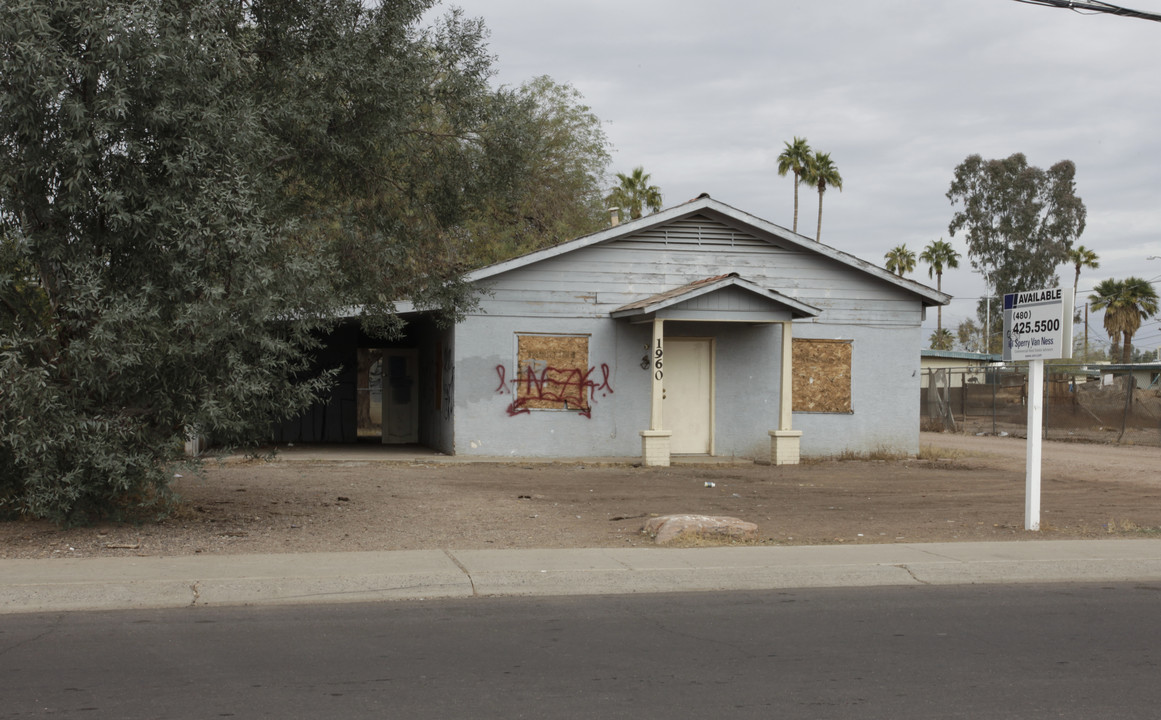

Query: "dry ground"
left=3, top=433, right=1161, bottom=560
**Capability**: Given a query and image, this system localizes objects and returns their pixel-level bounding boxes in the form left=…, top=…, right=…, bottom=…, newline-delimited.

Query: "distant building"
left=1095, top=363, right=1161, bottom=390
left=920, top=350, right=1002, bottom=388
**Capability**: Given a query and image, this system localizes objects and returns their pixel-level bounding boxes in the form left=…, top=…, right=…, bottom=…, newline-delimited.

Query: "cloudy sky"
left=442, top=0, right=1161, bottom=353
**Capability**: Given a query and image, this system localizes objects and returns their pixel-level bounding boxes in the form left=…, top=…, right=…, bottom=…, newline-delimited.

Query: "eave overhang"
left=610, top=273, right=821, bottom=324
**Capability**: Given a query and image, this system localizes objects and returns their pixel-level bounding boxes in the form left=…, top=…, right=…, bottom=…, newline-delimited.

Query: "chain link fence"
left=920, top=364, right=1161, bottom=446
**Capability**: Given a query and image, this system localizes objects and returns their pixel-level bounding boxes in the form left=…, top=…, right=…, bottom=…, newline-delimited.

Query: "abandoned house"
left=274, top=194, right=950, bottom=465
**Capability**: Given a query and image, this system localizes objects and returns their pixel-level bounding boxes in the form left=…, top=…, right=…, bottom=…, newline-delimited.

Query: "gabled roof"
left=610, top=272, right=819, bottom=321
left=467, top=194, right=951, bottom=307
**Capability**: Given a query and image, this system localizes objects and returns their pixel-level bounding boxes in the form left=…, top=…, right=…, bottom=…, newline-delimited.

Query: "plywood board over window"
left=793, top=339, right=852, bottom=413
left=515, top=334, right=591, bottom=412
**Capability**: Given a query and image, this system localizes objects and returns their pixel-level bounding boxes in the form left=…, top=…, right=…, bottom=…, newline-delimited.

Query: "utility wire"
left=1012, top=0, right=1161, bottom=23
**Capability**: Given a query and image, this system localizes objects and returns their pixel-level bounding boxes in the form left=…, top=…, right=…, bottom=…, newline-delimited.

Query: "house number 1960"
left=654, top=339, right=663, bottom=380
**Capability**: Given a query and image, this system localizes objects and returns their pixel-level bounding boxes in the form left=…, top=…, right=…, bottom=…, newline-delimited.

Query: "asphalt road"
left=4, top=583, right=1161, bottom=719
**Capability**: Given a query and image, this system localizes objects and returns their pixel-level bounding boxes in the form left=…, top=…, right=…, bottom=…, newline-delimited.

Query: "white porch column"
left=770, top=320, right=802, bottom=465
left=650, top=318, right=664, bottom=430
left=778, top=320, right=793, bottom=431
left=641, top=318, right=671, bottom=466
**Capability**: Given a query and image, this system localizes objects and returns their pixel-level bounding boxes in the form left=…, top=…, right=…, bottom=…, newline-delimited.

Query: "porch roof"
left=609, top=273, right=820, bottom=323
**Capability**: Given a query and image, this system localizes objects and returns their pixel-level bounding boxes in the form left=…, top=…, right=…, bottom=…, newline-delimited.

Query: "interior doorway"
left=357, top=348, right=418, bottom=444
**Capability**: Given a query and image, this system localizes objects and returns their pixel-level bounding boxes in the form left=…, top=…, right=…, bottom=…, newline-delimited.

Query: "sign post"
left=1002, top=287, right=1073, bottom=531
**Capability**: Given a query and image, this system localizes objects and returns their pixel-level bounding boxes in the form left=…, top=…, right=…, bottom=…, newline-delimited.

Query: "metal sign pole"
left=1025, top=358, right=1044, bottom=531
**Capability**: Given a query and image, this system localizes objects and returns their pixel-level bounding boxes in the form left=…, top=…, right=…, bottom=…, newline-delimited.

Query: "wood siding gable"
left=469, top=197, right=947, bottom=326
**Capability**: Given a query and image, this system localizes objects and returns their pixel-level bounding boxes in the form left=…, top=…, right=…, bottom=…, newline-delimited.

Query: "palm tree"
left=801, top=151, right=842, bottom=242
left=776, top=136, right=812, bottom=233
left=605, top=166, right=662, bottom=220
left=1067, top=245, right=1099, bottom=359
left=929, top=328, right=954, bottom=351
left=919, top=239, right=961, bottom=333
left=884, top=244, right=916, bottom=277
left=1089, top=277, right=1159, bottom=364
left=1068, top=245, right=1100, bottom=297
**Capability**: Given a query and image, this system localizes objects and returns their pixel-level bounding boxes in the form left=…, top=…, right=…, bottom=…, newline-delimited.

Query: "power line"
left=1012, top=0, right=1161, bottom=23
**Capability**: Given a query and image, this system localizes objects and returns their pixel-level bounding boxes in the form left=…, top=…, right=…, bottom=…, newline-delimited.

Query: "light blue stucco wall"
left=450, top=315, right=924, bottom=459
left=452, top=316, right=800, bottom=459
left=792, top=322, right=923, bottom=456
left=452, top=315, right=652, bottom=457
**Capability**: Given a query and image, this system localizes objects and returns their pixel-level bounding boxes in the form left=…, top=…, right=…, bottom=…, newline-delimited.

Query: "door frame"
left=663, top=336, right=715, bottom=455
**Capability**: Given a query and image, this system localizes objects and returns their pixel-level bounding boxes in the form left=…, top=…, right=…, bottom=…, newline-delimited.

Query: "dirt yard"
left=3, top=432, right=1160, bottom=560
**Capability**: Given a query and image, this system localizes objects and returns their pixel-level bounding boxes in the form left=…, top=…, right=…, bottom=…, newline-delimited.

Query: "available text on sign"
left=1002, top=287, right=1073, bottom=362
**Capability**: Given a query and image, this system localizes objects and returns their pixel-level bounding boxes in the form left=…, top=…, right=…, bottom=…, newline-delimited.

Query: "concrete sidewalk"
left=4, top=539, right=1161, bottom=614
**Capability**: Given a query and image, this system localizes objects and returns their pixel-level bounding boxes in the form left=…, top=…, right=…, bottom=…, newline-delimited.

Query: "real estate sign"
left=1001, top=285, right=1074, bottom=532
left=1002, top=287, right=1073, bottom=362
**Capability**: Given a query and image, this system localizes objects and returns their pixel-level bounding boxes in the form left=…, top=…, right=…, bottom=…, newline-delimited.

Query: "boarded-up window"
left=514, top=334, right=591, bottom=412
left=793, top=339, right=853, bottom=413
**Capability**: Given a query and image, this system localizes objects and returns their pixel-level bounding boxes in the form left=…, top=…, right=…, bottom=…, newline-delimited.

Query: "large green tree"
left=1089, top=277, right=1159, bottom=364
left=605, top=166, right=663, bottom=221
left=464, top=76, right=612, bottom=266
left=947, top=153, right=1087, bottom=339
left=802, top=151, right=842, bottom=242
left=955, top=319, right=984, bottom=353
left=919, top=239, right=961, bottom=333
left=776, top=136, right=812, bottom=234
left=0, top=0, right=583, bottom=523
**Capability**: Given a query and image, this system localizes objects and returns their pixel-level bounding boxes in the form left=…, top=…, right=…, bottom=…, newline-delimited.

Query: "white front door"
left=663, top=338, right=713, bottom=454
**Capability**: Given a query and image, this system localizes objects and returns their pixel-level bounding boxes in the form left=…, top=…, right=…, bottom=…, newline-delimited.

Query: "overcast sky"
left=441, top=0, right=1161, bottom=353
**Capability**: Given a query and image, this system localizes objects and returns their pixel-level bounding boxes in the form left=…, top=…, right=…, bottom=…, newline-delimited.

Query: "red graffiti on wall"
left=495, top=363, right=614, bottom=418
